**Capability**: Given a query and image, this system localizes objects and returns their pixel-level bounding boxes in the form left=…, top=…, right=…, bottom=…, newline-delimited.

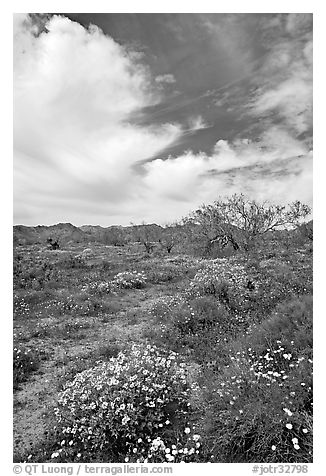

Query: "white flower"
left=184, top=427, right=191, bottom=434
left=283, top=408, right=293, bottom=416
left=121, top=416, right=130, bottom=425
left=51, top=452, right=59, bottom=459
left=271, top=445, right=276, bottom=451
left=292, top=438, right=299, bottom=445
left=302, top=428, right=308, bottom=434
left=286, top=423, right=293, bottom=429
left=294, top=444, right=300, bottom=450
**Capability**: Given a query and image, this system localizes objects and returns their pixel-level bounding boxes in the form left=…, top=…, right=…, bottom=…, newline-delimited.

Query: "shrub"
left=111, top=271, right=147, bottom=289
left=245, top=296, right=313, bottom=354
left=44, top=344, right=202, bottom=463
left=203, top=348, right=312, bottom=462
left=201, top=295, right=313, bottom=463
left=187, top=259, right=251, bottom=310
left=81, top=281, right=112, bottom=295
left=13, top=254, right=60, bottom=289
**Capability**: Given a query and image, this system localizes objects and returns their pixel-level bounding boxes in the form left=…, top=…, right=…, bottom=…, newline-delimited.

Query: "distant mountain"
left=13, top=222, right=164, bottom=247
left=13, top=223, right=87, bottom=246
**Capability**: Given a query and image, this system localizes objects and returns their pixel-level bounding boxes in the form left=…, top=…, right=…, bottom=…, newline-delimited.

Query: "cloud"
left=142, top=126, right=312, bottom=221
left=187, top=115, right=209, bottom=131
left=249, top=15, right=312, bottom=136
left=14, top=14, right=312, bottom=227
left=14, top=14, right=182, bottom=225
left=155, top=73, right=176, bottom=84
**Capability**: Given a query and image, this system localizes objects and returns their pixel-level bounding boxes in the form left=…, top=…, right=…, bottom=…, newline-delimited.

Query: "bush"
left=81, top=281, right=112, bottom=295
left=13, top=253, right=60, bottom=289
left=111, top=271, right=147, bottom=289
left=245, top=296, right=313, bottom=354
left=203, top=349, right=312, bottom=462
left=201, top=295, right=313, bottom=462
left=187, top=259, right=251, bottom=310
left=46, top=344, right=201, bottom=462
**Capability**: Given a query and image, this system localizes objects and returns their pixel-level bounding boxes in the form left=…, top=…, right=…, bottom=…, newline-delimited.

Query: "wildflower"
left=122, top=416, right=130, bottom=425
left=51, top=452, right=59, bottom=459
left=184, top=427, right=191, bottom=434
left=294, top=444, right=300, bottom=450
left=292, top=438, right=299, bottom=445
left=283, top=408, right=293, bottom=417
left=286, top=423, right=293, bottom=430
left=302, top=428, right=308, bottom=434
left=271, top=445, right=276, bottom=451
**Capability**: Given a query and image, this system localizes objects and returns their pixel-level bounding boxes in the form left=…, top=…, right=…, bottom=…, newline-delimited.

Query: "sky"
left=13, top=12, right=313, bottom=226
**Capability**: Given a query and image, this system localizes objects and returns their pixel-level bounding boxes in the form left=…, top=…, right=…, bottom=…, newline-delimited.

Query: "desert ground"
left=13, top=231, right=312, bottom=463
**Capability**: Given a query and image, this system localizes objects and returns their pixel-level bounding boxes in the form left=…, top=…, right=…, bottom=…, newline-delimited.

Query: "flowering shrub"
left=148, top=295, right=185, bottom=322
left=50, top=344, right=196, bottom=462
left=133, top=428, right=202, bottom=463
left=13, top=253, right=60, bottom=289
left=81, top=281, right=112, bottom=295
left=187, top=259, right=250, bottom=310
left=205, top=347, right=312, bottom=462
left=202, top=296, right=313, bottom=463
left=110, top=271, right=147, bottom=289
left=13, top=346, right=41, bottom=389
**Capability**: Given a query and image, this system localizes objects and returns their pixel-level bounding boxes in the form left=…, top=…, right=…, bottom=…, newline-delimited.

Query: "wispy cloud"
left=249, top=14, right=312, bottom=136
left=187, top=116, right=210, bottom=132
left=155, top=73, right=176, bottom=84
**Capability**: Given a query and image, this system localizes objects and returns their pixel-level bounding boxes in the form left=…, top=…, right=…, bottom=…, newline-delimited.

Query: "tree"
left=159, top=223, right=183, bottom=254
left=131, top=222, right=161, bottom=254
left=102, top=227, right=126, bottom=246
left=184, top=194, right=311, bottom=253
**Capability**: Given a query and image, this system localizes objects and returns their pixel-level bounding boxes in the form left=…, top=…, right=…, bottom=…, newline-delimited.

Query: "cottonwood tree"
left=185, top=194, right=311, bottom=253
